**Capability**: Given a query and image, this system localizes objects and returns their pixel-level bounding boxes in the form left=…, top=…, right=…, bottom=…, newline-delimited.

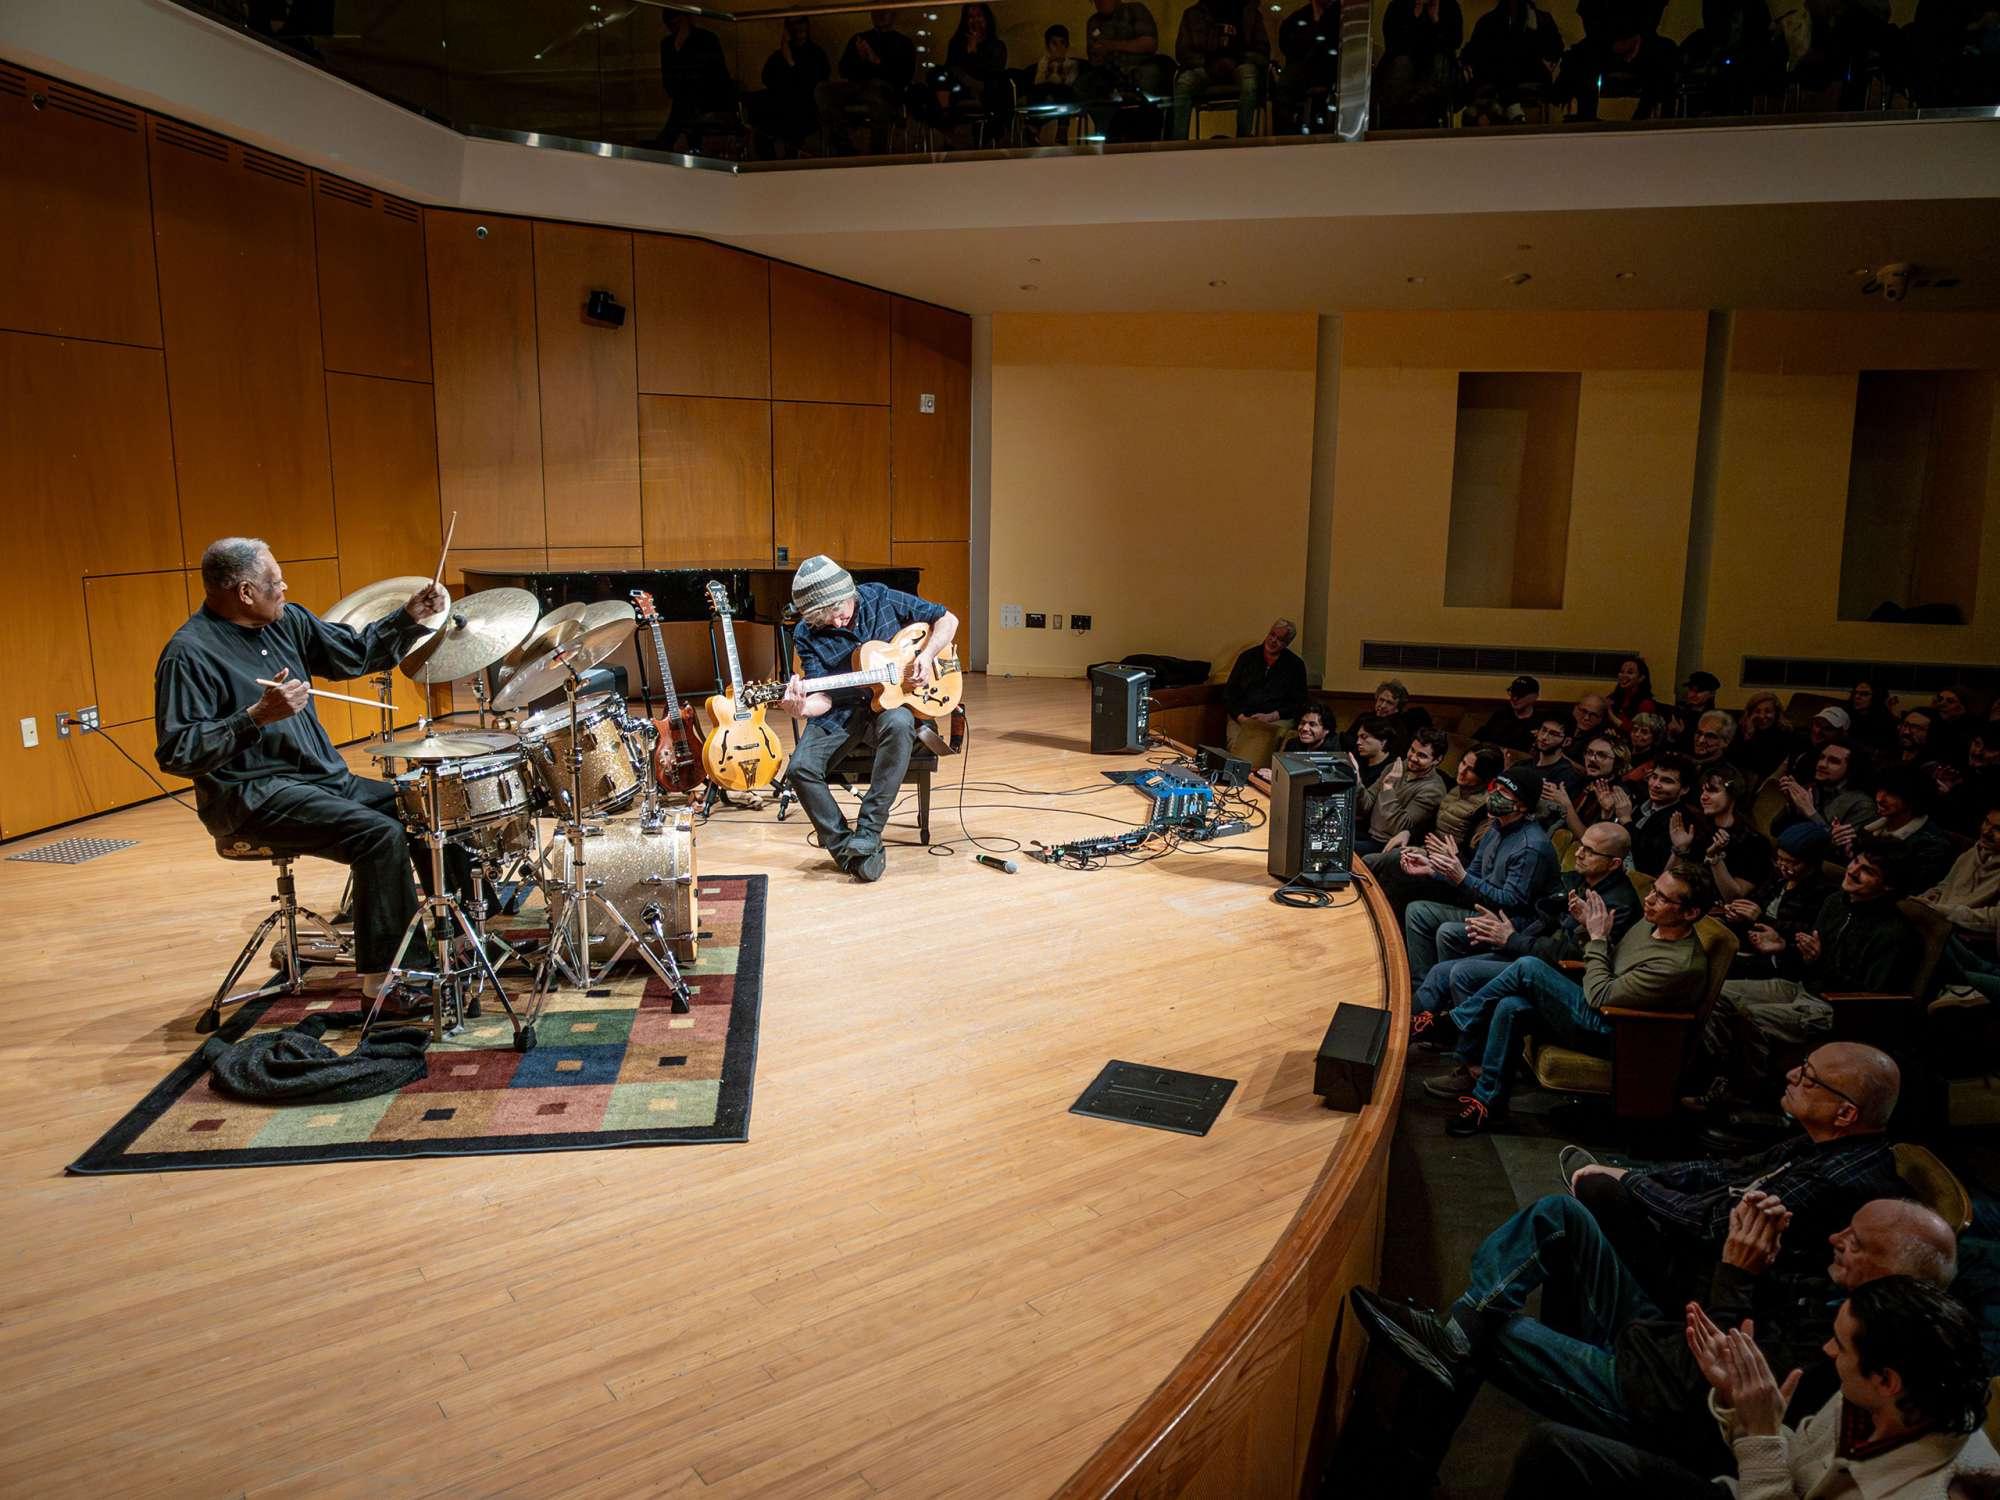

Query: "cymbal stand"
left=367, top=762, right=541, bottom=1051
left=469, top=670, right=493, bottom=730
left=535, top=662, right=690, bottom=1008
left=371, top=671, right=398, bottom=741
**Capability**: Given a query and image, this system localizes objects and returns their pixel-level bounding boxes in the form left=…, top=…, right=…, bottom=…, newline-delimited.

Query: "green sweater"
left=1581, top=923, right=1707, bottom=1013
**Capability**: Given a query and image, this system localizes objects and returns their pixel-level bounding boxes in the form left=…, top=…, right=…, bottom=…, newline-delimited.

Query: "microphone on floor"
left=974, top=854, right=1017, bottom=874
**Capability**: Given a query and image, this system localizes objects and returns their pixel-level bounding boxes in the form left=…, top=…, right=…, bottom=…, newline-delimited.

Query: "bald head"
left=1587, top=821, right=1631, bottom=860
left=1831, top=1199, right=1958, bottom=1291
left=1815, top=1042, right=1902, bottom=1131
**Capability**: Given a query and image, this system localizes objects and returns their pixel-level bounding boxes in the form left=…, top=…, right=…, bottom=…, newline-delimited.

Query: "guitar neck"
left=799, top=664, right=901, bottom=696
left=716, top=611, right=750, bottom=708
left=645, top=618, right=685, bottom=720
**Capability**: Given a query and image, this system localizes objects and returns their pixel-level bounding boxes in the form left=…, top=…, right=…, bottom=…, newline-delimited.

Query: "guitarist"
left=780, top=555, right=959, bottom=883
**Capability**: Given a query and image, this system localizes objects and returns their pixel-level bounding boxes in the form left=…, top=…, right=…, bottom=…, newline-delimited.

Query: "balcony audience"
left=817, top=10, right=919, bottom=154
left=1079, top=0, right=1174, bottom=135
left=1374, top=0, right=1465, bottom=125
left=1276, top=0, right=1343, bottom=130
left=751, top=17, right=832, bottom=158
left=918, top=4, right=1010, bottom=136
left=1461, top=0, right=1564, bottom=123
left=1170, top=0, right=1271, bottom=138
left=657, top=10, right=738, bottom=154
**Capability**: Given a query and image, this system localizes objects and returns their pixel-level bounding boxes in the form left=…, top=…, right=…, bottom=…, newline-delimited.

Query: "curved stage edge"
left=1059, top=853, right=1412, bottom=1499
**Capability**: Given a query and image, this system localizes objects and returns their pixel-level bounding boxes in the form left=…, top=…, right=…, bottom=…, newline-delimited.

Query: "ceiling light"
left=1614, top=270, right=1636, bottom=280
left=1406, top=275, right=1425, bottom=285
left=1502, top=272, right=1532, bottom=286
left=1018, top=283, right=1038, bottom=292
left=1852, top=267, right=1874, bottom=277
left=1208, top=278, right=1228, bottom=287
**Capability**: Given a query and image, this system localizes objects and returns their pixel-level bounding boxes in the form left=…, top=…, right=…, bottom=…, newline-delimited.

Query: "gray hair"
left=1871, top=1200, right=1961, bottom=1288
left=1272, top=618, right=1297, bottom=645
left=801, top=602, right=846, bottom=629
left=200, top=537, right=271, bottom=595
left=1699, top=710, right=1737, bottom=744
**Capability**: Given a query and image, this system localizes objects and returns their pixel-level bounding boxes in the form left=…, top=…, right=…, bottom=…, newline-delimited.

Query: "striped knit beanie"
left=792, top=555, right=856, bottom=616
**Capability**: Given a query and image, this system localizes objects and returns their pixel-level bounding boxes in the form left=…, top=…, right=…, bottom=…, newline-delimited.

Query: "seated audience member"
left=1426, top=860, right=1711, bottom=1134
left=1629, top=752, right=1700, bottom=878
left=1675, top=766, right=1773, bottom=902
left=1469, top=673, right=1542, bottom=753
left=1276, top=0, right=1342, bottom=131
left=1790, top=0, right=1896, bottom=109
left=1547, top=733, right=1633, bottom=840
left=1622, top=711, right=1666, bottom=788
left=1223, top=617, right=1308, bottom=760
left=1342, top=678, right=1431, bottom=752
left=1728, top=690, right=1798, bottom=781
left=657, top=10, right=737, bottom=153
left=1249, top=702, right=1334, bottom=789
left=1373, top=0, right=1464, bottom=126
left=1931, top=684, right=1980, bottom=765
left=1399, top=767, right=1559, bottom=979
left=1938, top=727, right=2000, bottom=836
left=1771, top=739, right=1875, bottom=837
left=1504, top=1274, right=1995, bottom=1495
left=1719, top=821, right=1835, bottom=980
left=1525, top=712, right=1584, bottom=813
left=1679, top=0, right=1785, bottom=113
left=1565, top=693, right=1610, bottom=751
left=1884, top=707, right=1938, bottom=773
left=1690, top=709, right=1736, bottom=771
left=1785, top=704, right=1852, bottom=783
left=1024, top=24, right=1083, bottom=127
left=751, top=16, right=832, bottom=157
left=1369, top=745, right=1507, bottom=883
left=1927, top=805, right=2000, bottom=996
left=1355, top=726, right=1448, bottom=855
left=1357, top=1182, right=1955, bottom=1465
left=1078, top=0, right=1173, bottom=136
left=817, top=10, right=919, bottom=154
left=1663, top=669, right=1723, bottom=751
left=1408, top=821, right=1637, bottom=1042
left=1909, top=0, right=2000, bottom=106
left=1690, top=838, right=1921, bottom=1110
left=1558, top=0, right=1679, bottom=119
left=918, top=3, right=1009, bottom=133
left=1844, top=678, right=1899, bottom=751
left=1838, top=764, right=1961, bottom=892
left=1169, top=0, right=1270, bottom=138
left=1605, top=653, right=1658, bottom=735
left=1460, top=0, right=1563, bottom=123
left=1348, top=715, right=1401, bottom=789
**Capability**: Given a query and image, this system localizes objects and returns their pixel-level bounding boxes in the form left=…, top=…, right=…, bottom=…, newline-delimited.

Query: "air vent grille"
left=153, top=120, right=229, bottom=161
left=317, top=175, right=372, bottom=207
left=1740, top=656, right=2000, bottom=695
left=382, top=197, right=419, bottom=223
left=0, top=65, right=29, bottom=100
left=48, top=84, right=140, bottom=132
left=1360, top=641, right=1636, bottom=680
left=243, top=149, right=307, bottom=185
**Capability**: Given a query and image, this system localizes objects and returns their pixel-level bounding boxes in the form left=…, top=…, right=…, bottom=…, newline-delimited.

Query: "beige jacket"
left=1713, top=1391, right=2000, bottom=1500
left=1921, top=843, right=2000, bottom=939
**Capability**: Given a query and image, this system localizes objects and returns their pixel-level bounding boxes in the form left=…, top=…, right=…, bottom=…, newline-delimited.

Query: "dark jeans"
left=1505, top=1423, right=1724, bottom=1498
left=1454, top=1193, right=1655, bottom=1433
left=1452, top=956, right=1613, bottom=1107
left=788, top=707, right=917, bottom=858
left=233, top=773, right=467, bottom=972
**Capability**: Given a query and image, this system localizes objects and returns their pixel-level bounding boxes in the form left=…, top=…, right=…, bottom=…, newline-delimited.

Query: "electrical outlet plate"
left=80, top=705, right=99, bottom=732
left=19, top=716, right=37, bottom=748
left=919, top=392, right=936, bottom=413
left=999, top=604, right=1023, bottom=629
left=1051, top=614, right=1063, bottom=630
left=1025, top=612, right=1047, bottom=630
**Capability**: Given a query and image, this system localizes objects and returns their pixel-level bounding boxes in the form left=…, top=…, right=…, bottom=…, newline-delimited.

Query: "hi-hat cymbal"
left=491, top=639, right=583, bottom=712
left=491, top=601, right=637, bottom=710
left=364, top=728, right=520, bottom=763
left=324, top=575, right=450, bottom=645
left=399, top=587, right=540, bottom=685
left=504, top=603, right=587, bottom=679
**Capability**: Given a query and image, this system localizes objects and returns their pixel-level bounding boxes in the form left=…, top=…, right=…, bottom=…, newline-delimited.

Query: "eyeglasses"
left=1795, top=1059, right=1858, bottom=1110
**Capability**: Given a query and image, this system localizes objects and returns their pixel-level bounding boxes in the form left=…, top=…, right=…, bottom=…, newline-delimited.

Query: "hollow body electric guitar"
left=742, top=623, right=963, bottom=722
left=700, top=580, right=785, bottom=791
left=630, top=590, right=706, bottom=797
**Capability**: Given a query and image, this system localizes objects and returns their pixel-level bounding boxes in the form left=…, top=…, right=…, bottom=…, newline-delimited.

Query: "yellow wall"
left=989, top=312, right=1317, bottom=676
left=1327, top=311, right=1707, bottom=697
left=1698, top=311, right=2000, bottom=699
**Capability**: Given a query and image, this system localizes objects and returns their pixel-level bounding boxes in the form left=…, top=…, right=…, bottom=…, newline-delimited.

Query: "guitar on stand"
left=739, top=622, right=964, bottom=721
left=701, top=580, right=787, bottom=796
left=630, top=590, right=706, bottom=798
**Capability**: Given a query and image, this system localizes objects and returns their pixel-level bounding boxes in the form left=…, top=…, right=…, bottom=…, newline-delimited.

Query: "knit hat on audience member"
left=1777, top=822, right=1832, bottom=862
left=1687, top=671, right=1722, bottom=693
left=1492, top=767, right=1543, bottom=808
left=1507, top=674, right=1541, bottom=698
left=1815, top=706, right=1852, bottom=731
left=791, top=555, right=856, bottom=616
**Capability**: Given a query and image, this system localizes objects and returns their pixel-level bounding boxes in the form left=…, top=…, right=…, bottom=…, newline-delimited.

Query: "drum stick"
left=256, top=678, right=386, bottom=710
left=431, top=509, right=458, bottom=588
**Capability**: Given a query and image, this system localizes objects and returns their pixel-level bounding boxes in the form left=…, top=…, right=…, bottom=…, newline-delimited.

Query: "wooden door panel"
left=316, top=176, right=431, bottom=383
left=85, top=571, right=193, bottom=729
left=634, top=235, right=770, bottom=400
left=773, top=403, right=891, bottom=566
left=770, top=264, right=891, bottom=407
left=535, top=222, right=640, bottom=549
left=891, top=299, right=971, bottom=542
left=640, top=396, right=774, bottom=564
left=890, top=541, right=971, bottom=664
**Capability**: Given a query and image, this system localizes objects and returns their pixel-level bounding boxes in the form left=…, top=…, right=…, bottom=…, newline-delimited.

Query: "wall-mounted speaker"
left=585, top=289, right=627, bottom=327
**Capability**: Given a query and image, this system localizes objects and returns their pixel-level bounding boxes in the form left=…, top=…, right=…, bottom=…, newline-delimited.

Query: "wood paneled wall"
left=0, top=60, right=971, bottom=841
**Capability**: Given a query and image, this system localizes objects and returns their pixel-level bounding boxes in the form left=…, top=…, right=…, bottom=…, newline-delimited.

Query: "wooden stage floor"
left=0, top=675, right=1391, bottom=1498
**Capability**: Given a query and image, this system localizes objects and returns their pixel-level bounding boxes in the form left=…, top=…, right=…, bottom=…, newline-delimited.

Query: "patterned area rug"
left=68, top=875, right=766, bottom=1174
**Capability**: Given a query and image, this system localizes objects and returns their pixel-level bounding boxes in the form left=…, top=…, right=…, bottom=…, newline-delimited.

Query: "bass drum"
left=558, top=811, right=699, bottom=964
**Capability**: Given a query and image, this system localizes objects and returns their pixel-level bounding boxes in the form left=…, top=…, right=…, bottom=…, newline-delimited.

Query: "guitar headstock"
left=704, top=579, right=732, bottom=618
left=630, top=589, right=658, bottom=624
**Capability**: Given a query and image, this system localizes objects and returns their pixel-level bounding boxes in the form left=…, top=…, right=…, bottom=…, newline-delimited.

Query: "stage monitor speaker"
left=1088, top=663, right=1153, bottom=754
left=1314, top=1002, right=1388, bottom=1110
left=1268, top=751, right=1356, bottom=885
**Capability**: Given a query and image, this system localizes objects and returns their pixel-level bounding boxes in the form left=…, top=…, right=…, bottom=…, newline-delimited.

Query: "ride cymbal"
left=399, top=587, right=540, bottom=685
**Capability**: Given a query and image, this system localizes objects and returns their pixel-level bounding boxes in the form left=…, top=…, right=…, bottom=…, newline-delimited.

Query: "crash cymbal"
left=505, top=603, right=587, bottom=675
left=363, top=728, right=521, bottom=763
left=491, top=639, right=585, bottom=712
left=323, top=575, right=450, bottom=645
left=399, top=587, right=540, bottom=686
left=492, top=601, right=638, bottom=710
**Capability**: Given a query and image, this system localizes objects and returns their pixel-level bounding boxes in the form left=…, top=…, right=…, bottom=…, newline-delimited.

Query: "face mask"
left=1487, top=790, right=1518, bottom=816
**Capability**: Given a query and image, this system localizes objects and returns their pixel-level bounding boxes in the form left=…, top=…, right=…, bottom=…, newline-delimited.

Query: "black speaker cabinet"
left=1089, top=663, right=1153, bottom=754
left=1314, top=1002, right=1389, bottom=1110
left=1268, top=751, right=1356, bottom=885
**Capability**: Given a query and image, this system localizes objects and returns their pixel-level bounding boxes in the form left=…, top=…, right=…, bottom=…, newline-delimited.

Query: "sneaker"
left=1557, top=1145, right=1599, bottom=1195
left=1347, top=1287, right=1471, bottom=1393
left=1421, top=1064, right=1480, bottom=1100
left=1410, top=1010, right=1440, bottom=1044
left=1445, top=1095, right=1497, bottom=1136
left=853, top=847, right=886, bottom=883
left=1678, top=1075, right=1734, bottom=1117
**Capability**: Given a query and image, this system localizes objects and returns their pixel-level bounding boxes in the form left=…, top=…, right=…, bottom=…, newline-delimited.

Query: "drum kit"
left=321, top=577, right=699, bottom=1052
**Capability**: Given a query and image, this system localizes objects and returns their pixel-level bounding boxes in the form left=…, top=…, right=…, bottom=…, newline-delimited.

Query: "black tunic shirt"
left=1223, top=645, right=1308, bottom=721
left=154, top=602, right=426, bottom=835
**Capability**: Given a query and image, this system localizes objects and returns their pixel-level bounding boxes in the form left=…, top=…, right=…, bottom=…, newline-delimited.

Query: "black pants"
left=787, top=708, right=916, bottom=859
left=233, top=774, right=467, bottom=972
left=1505, top=1423, right=1725, bottom=1498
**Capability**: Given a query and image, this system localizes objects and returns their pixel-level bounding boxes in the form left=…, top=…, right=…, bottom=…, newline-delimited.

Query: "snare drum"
left=560, top=811, right=699, bottom=962
left=518, top=692, right=644, bottom=820
left=394, top=751, right=538, bottom=839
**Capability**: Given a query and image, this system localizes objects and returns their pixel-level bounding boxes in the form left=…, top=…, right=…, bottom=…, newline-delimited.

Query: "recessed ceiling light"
left=1614, top=270, right=1637, bottom=280
left=1502, top=272, right=1532, bottom=286
left=1208, top=278, right=1228, bottom=287
left=1018, top=283, right=1038, bottom=292
left=1852, top=266, right=1874, bottom=278
left=1406, top=275, right=1426, bottom=285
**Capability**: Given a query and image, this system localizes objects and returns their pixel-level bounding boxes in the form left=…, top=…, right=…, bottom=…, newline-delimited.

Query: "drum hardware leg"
left=643, top=903, right=693, bottom=1012
left=200, top=906, right=288, bottom=1034
left=372, top=671, right=396, bottom=742
left=470, top=670, right=493, bottom=731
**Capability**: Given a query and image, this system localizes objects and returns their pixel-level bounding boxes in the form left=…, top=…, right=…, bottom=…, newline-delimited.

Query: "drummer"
left=155, top=537, right=466, bottom=997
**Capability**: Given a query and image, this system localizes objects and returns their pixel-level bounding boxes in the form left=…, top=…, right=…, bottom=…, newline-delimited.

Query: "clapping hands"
left=1686, top=1307, right=1801, bottom=1436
